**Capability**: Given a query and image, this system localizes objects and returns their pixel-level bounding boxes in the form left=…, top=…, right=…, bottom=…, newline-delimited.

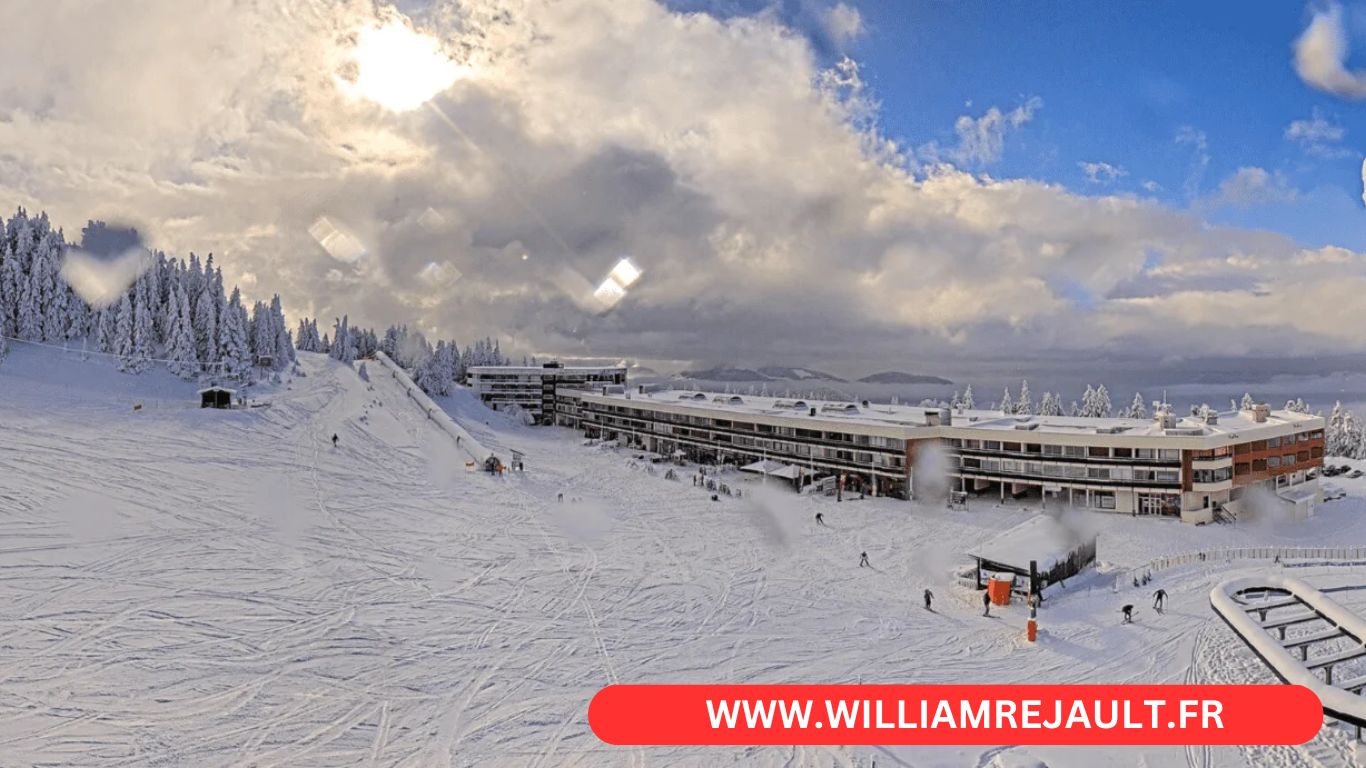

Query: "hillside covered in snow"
left=7, top=342, right=1366, bottom=766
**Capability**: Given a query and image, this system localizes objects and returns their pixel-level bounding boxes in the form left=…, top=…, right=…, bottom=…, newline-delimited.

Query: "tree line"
left=0, top=207, right=513, bottom=395
left=0, top=213, right=293, bottom=380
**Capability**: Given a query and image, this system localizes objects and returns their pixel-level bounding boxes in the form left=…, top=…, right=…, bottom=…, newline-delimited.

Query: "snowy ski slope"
left=5, top=347, right=1366, bottom=767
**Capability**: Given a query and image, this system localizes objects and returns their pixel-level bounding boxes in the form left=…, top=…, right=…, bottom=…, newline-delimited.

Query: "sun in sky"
left=341, top=19, right=468, bottom=112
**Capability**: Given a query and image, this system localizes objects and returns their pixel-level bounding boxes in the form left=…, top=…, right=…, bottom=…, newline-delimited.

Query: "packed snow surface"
left=5, top=347, right=1366, bottom=766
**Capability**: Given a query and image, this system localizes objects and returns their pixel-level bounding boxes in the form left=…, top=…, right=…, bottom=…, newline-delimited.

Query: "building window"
left=1092, top=491, right=1116, bottom=510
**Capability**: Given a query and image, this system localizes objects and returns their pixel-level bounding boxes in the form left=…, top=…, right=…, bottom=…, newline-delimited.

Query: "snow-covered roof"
left=739, top=460, right=809, bottom=479
left=198, top=386, right=236, bottom=394
left=970, top=514, right=1096, bottom=573
left=1278, top=485, right=1318, bottom=504
left=468, top=364, right=625, bottom=374
left=577, top=387, right=1322, bottom=444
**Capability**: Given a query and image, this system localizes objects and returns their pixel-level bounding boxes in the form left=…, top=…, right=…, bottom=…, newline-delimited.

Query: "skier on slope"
left=331, top=433, right=338, bottom=448
left=1152, top=588, right=1167, bottom=613
left=1121, top=604, right=1134, bottom=624
left=815, top=512, right=825, bottom=526
left=924, top=588, right=934, bottom=611
left=982, top=590, right=991, bottom=617
left=859, top=551, right=870, bottom=568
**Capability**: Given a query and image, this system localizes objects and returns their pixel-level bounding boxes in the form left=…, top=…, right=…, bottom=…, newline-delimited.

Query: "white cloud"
left=822, top=2, right=864, bottom=48
left=1293, top=4, right=1366, bottom=100
left=1361, top=157, right=1366, bottom=207
left=1208, top=167, right=1298, bottom=208
left=0, top=0, right=1364, bottom=374
left=1078, top=161, right=1127, bottom=184
left=1284, top=107, right=1350, bottom=157
left=920, top=97, right=1043, bottom=167
left=1175, top=126, right=1210, bottom=200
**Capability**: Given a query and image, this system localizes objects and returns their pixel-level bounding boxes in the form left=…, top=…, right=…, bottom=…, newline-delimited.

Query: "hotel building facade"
left=466, top=363, right=626, bottom=425
left=553, top=388, right=1324, bottom=523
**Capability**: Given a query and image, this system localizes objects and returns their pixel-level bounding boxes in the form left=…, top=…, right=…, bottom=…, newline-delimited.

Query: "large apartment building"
left=466, top=363, right=626, bottom=425
left=554, top=388, right=1324, bottom=523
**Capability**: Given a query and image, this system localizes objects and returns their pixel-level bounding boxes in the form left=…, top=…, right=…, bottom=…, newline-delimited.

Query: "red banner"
left=588, top=684, right=1321, bottom=745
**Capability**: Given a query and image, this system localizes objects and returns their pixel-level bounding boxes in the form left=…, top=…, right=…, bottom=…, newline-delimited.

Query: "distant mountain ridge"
left=857, top=371, right=954, bottom=385
left=674, top=366, right=952, bottom=386
left=755, top=366, right=845, bottom=382
left=676, top=365, right=845, bottom=382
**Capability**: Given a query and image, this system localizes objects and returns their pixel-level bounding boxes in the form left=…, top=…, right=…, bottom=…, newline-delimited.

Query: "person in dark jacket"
left=982, top=590, right=992, bottom=616
left=1122, top=604, right=1134, bottom=624
left=331, top=433, right=338, bottom=447
left=1152, top=588, right=1167, bottom=612
left=859, top=551, right=870, bottom=567
left=924, top=589, right=934, bottom=611
left=815, top=512, right=825, bottom=526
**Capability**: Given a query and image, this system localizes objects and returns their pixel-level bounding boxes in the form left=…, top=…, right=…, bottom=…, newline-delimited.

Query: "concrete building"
left=466, top=363, right=626, bottom=424
left=555, top=387, right=1324, bottom=523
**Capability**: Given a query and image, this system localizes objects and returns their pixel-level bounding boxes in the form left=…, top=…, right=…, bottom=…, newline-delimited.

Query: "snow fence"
left=1122, top=546, right=1366, bottom=590
left=373, top=351, right=494, bottom=465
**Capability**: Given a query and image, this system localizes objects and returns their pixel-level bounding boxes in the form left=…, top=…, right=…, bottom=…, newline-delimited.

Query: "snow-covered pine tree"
left=1038, top=392, right=1063, bottom=416
left=270, top=295, right=293, bottom=368
left=437, top=340, right=459, bottom=392
left=221, top=293, right=252, bottom=380
left=1016, top=380, right=1032, bottom=416
left=0, top=242, right=21, bottom=339
left=961, top=384, right=974, bottom=410
left=96, top=306, right=116, bottom=352
left=1127, top=392, right=1147, bottom=420
left=1285, top=398, right=1309, bottom=414
left=1240, top=392, right=1256, bottom=411
left=166, top=285, right=199, bottom=379
left=130, top=292, right=154, bottom=373
left=114, top=294, right=135, bottom=371
left=1328, top=402, right=1347, bottom=456
left=185, top=253, right=204, bottom=318
left=1093, top=385, right=1112, bottom=418
left=42, top=270, right=69, bottom=342
left=18, top=248, right=47, bottom=341
left=332, top=315, right=356, bottom=363
left=1000, top=387, right=1014, bottom=415
left=194, top=284, right=218, bottom=365
left=1342, top=411, right=1362, bottom=460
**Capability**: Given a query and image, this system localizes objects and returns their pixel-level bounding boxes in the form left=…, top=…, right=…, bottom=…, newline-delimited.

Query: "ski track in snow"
left=4, top=349, right=1366, bottom=766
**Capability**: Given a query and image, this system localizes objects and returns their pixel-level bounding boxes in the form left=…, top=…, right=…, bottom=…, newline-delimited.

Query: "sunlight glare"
left=345, top=20, right=466, bottom=111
